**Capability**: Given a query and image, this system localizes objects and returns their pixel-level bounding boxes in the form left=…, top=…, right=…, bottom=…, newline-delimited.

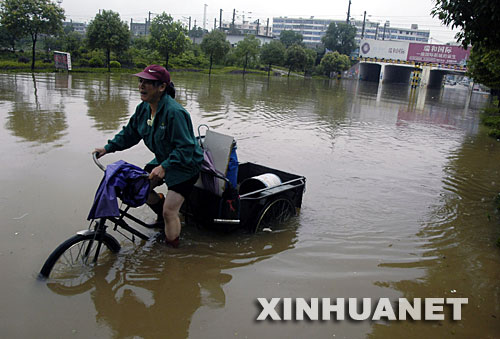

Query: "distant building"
left=225, top=33, right=274, bottom=47
left=130, top=19, right=150, bottom=36
left=272, top=17, right=429, bottom=47
left=220, top=20, right=272, bottom=37
left=353, top=20, right=429, bottom=43
left=63, top=21, right=87, bottom=34
left=272, top=17, right=332, bottom=46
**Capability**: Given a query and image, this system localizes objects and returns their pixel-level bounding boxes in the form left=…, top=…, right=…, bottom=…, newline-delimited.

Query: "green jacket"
left=104, top=94, right=203, bottom=187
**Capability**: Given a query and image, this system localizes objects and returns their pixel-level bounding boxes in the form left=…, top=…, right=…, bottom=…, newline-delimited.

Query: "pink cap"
left=134, top=64, right=171, bottom=84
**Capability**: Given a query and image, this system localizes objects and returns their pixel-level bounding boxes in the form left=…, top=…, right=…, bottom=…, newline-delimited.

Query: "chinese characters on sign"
left=54, top=51, right=72, bottom=70
left=407, top=44, right=470, bottom=65
left=358, top=39, right=470, bottom=66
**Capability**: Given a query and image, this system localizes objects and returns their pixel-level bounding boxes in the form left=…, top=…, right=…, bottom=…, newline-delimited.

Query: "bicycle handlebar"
left=92, top=152, right=106, bottom=172
left=92, top=152, right=151, bottom=179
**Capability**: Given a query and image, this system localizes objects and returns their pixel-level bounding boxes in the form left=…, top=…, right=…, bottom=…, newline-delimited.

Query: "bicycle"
left=39, top=153, right=156, bottom=281
left=39, top=138, right=306, bottom=282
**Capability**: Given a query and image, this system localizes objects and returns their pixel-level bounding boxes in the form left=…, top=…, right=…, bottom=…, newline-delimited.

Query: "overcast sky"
left=60, top=0, right=460, bottom=44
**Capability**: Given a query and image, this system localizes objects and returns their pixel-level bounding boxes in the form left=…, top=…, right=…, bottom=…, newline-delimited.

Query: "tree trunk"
left=107, top=49, right=111, bottom=72
left=31, top=34, right=37, bottom=71
left=288, top=66, right=291, bottom=77
left=243, top=53, right=248, bottom=76
left=267, top=63, right=271, bottom=77
left=165, top=52, right=170, bottom=71
left=209, top=54, right=213, bottom=76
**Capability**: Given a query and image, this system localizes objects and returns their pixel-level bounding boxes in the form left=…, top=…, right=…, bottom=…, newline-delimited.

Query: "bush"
left=78, top=58, right=89, bottom=67
left=109, top=60, right=121, bottom=68
left=136, top=61, right=147, bottom=69
left=89, top=56, right=104, bottom=68
left=171, top=51, right=209, bottom=69
left=18, top=56, right=29, bottom=63
left=482, top=116, right=500, bottom=129
left=488, top=129, right=500, bottom=139
left=0, top=60, right=55, bottom=70
left=0, top=60, right=25, bottom=69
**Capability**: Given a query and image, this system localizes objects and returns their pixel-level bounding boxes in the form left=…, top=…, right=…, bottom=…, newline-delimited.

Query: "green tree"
left=62, top=31, right=83, bottom=58
left=467, top=45, right=500, bottom=103
left=42, top=35, right=62, bottom=58
left=260, top=40, right=286, bottom=76
left=0, top=24, right=18, bottom=52
left=0, top=0, right=65, bottom=70
left=320, top=51, right=351, bottom=78
left=200, top=30, right=230, bottom=75
left=432, top=0, right=500, bottom=49
left=304, top=48, right=317, bottom=76
left=322, top=22, right=357, bottom=55
left=150, top=12, right=189, bottom=70
left=284, top=43, right=307, bottom=77
left=432, top=0, right=500, bottom=100
left=279, top=30, right=304, bottom=48
left=189, top=27, right=205, bottom=38
left=86, top=10, right=129, bottom=71
left=234, top=35, right=261, bottom=75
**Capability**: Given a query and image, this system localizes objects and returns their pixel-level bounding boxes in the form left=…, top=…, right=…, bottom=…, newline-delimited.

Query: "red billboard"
left=407, top=43, right=469, bottom=65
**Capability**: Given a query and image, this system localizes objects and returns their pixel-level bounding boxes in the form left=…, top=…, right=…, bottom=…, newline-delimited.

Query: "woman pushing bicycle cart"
left=94, top=64, right=203, bottom=248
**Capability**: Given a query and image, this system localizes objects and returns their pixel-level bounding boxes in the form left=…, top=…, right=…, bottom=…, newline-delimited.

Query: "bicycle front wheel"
left=39, top=231, right=121, bottom=280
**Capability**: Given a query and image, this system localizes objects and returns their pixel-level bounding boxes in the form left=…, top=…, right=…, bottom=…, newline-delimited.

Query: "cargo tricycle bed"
left=182, top=128, right=306, bottom=233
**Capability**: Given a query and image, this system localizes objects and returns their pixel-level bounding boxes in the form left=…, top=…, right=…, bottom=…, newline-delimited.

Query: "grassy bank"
left=481, top=106, right=500, bottom=139
left=481, top=104, right=500, bottom=247
left=0, top=60, right=330, bottom=79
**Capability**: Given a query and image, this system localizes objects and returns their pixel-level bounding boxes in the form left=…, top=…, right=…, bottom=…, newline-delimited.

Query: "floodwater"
left=1, top=72, right=499, bottom=338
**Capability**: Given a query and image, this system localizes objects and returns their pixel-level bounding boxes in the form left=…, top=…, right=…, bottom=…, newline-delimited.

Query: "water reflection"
left=4, top=74, right=67, bottom=144
left=85, top=76, right=130, bottom=131
left=2, top=72, right=496, bottom=338
left=195, top=76, right=229, bottom=114
left=46, top=226, right=298, bottom=338
left=54, top=73, right=72, bottom=90
left=371, top=131, right=500, bottom=338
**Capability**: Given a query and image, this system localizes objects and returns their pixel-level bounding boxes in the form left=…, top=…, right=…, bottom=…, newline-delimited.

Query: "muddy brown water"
left=0, top=72, right=499, bottom=338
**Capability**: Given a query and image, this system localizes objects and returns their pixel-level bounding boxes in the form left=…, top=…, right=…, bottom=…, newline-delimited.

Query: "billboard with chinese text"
left=407, top=43, right=469, bottom=65
left=54, top=51, right=72, bottom=70
left=359, top=39, right=470, bottom=66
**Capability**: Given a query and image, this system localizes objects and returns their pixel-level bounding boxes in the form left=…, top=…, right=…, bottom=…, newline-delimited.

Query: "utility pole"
left=147, top=11, right=152, bottom=35
left=346, top=0, right=351, bottom=24
left=232, top=9, right=236, bottom=31
left=144, top=18, right=147, bottom=35
left=203, top=4, right=207, bottom=31
left=189, top=17, right=191, bottom=32
left=220, top=9, right=223, bottom=30
left=361, top=11, right=366, bottom=39
left=266, top=18, right=269, bottom=36
left=214, top=18, right=217, bottom=30
left=382, top=22, right=387, bottom=40
left=256, top=19, right=260, bottom=35
left=375, top=22, right=380, bottom=39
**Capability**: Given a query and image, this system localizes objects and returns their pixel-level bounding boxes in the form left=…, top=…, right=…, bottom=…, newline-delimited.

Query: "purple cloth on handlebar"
left=87, top=160, right=150, bottom=220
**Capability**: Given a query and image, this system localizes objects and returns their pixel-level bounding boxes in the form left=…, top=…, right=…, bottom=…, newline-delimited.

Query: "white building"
left=272, top=17, right=429, bottom=47
left=220, top=20, right=272, bottom=37
left=63, top=21, right=87, bottom=34
left=272, top=17, right=332, bottom=45
left=130, top=19, right=150, bottom=36
left=353, top=20, right=429, bottom=43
